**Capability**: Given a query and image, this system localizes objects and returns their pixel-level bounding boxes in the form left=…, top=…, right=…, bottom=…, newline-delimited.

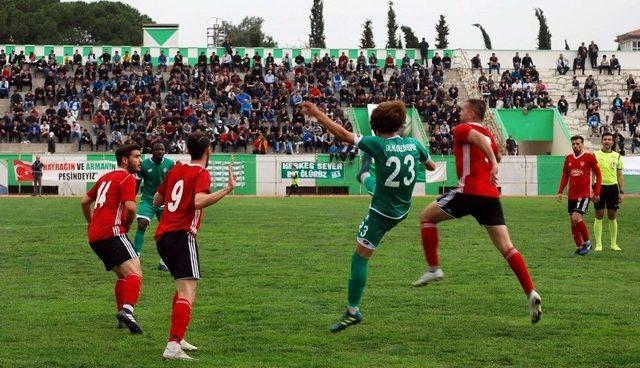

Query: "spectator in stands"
left=614, top=129, right=626, bottom=155
left=431, top=52, right=442, bottom=71
left=598, top=55, right=612, bottom=75
left=632, top=126, right=640, bottom=153
left=110, top=129, right=122, bottom=150
left=0, top=78, right=8, bottom=98
left=626, top=74, right=636, bottom=94
left=471, top=54, right=482, bottom=69
left=558, top=95, right=569, bottom=115
left=384, top=54, right=395, bottom=74
left=588, top=41, right=599, bottom=69
left=95, top=129, right=108, bottom=151
left=419, top=38, right=429, bottom=66
left=488, top=53, right=500, bottom=74
left=442, top=54, right=452, bottom=69
left=79, top=128, right=93, bottom=151
left=506, top=135, right=518, bottom=155
left=610, top=54, right=621, bottom=75
left=556, top=54, right=570, bottom=75
left=512, top=52, right=521, bottom=70
left=576, top=88, right=589, bottom=109
left=47, top=132, right=56, bottom=154
left=612, top=107, right=626, bottom=131
left=522, top=53, right=534, bottom=68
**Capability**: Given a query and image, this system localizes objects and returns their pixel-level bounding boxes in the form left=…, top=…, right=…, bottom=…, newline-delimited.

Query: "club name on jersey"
left=385, top=143, right=417, bottom=153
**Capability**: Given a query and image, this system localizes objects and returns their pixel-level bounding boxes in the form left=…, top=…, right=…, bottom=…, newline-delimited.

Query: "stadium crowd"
left=0, top=46, right=460, bottom=156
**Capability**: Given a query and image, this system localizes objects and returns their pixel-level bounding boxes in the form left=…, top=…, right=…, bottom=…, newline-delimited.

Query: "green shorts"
left=356, top=209, right=404, bottom=249
left=137, top=199, right=163, bottom=222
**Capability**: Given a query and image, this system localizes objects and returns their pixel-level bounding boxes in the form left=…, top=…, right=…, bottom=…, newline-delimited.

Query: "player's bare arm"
left=81, top=194, right=94, bottom=222
left=153, top=191, right=164, bottom=207
left=467, top=129, right=499, bottom=185
left=617, top=167, right=624, bottom=203
left=194, top=166, right=237, bottom=209
left=123, top=200, right=137, bottom=228
left=424, top=159, right=437, bottom=171
left=301, top=101, right=355, bottom=145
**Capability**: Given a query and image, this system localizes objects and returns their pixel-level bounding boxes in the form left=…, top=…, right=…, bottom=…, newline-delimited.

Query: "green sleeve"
left=355, top=135, right=381, bottom=159
left=415, top=140, right=430, bottom=163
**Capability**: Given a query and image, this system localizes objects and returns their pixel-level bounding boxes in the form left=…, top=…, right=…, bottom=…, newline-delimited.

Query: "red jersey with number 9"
left=155, top=163, right=212, bottom=241
left=453, top=123, right=500, bottom=198
left=86, top=169, right=137, bottom=242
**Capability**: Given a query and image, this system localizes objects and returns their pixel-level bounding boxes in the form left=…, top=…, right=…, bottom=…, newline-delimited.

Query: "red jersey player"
left=413, top=99, right=542, bottom=324
left=153, top=132, right=236, bottom=361
left=557, top=135, right=602, bottom=255
left=80, top=144, right=144, bottom=334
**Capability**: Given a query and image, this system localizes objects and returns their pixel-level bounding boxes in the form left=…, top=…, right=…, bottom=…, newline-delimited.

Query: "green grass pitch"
left=0, top=196, right=638, bottom=367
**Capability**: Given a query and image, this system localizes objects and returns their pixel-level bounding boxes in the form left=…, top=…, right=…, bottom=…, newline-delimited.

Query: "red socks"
left=504, top=248, right=535, bottom=295
left=420, top=221, right=440, bottom=267
left=114, top=278, right=126, bottom=312
left=571, top=224, right=583, bottom=247
left=577, top=220, right=589, bottom=242
left=169, top=297, right=192, bottom=343
left=122, top=273, right=142, bottom=308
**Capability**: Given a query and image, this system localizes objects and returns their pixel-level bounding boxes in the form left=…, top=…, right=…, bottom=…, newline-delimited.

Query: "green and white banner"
left=281, top=161, right=344, bottom=179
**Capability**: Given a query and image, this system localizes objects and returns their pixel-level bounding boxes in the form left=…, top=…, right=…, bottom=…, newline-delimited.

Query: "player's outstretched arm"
left=194, top=166, right=237, bottom=210
left=81, top=195, right=94, bottom=223
left=301, top=101, right=355, bottom=145
left=467, top=129, right=499, bottom=184
left=123, top=201, right=136, bottom=229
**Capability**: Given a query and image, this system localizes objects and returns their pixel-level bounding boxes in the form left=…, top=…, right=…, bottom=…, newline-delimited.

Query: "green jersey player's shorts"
left=356, top=209, right=405, bottom=249
left=137, top=198, right=164, bottom=222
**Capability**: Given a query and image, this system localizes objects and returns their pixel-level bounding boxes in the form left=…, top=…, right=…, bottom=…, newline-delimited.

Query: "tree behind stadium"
left=400, top=26, right=420, bottom=48
left=360, top=19, right=375, bottom=49
left=435, top=15, right=450, bottom=49
left=224, top=17, right=277, bottom=47
left=308, top=0, right=326, bottom=48
left=0, top=0, right=152, bottom=45
left=386, top=1, right=400, bottom=48
left=472, top=23, right=492, bottom=50
left=535, top=8, right=552, bottom=50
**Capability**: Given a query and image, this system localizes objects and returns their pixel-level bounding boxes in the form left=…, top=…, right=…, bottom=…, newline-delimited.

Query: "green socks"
left=609, top=219, right=618, bottom=247
left=364, top=175, right=376, bottom=196
left=133, top=229, right=145, bottom=254
left=347, top=252, right=369, bottom=309
left=594, top=218, right=603, bottom=248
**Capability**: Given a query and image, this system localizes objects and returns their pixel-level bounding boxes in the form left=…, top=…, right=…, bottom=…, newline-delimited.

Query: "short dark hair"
left=370, top=101, right=406, bottom=134
left=570, top=135, right=584, bottom=143
left=601, top=132, right=614, bottom=140
left=466, top=99, right=486, bottom=120
left=187, top=132, right=210, bottom=160
left=115, top=144, right=141, bottom=165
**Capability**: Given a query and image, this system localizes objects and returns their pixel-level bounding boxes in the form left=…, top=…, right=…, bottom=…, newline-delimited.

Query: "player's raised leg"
left=330, top=243, right=368, bottom=333
left=413, top=200, right=454, bottom=287
left=114, top=257, right=144, bottom=334
left=356, top=153, right=376, bottom=195
left=485, top=225, right=541, bottom=324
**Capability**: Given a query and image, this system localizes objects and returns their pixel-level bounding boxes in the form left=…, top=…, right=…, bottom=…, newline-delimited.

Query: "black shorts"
left=594, top=185, right=619, bottom=210
left=90, top=235, right=138, bottom=271
left=568, top=198, right=591, bottom=214
left=156, top=231, right=201, bottom=280
left=436, top=191, right=506, bottom=226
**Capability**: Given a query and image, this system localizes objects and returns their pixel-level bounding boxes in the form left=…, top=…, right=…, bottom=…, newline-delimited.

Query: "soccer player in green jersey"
left=593, top=133, right=624, bottom=251
left=301, top=101, right=436, bottom=332
left=134, top=143, right=175, bottom=271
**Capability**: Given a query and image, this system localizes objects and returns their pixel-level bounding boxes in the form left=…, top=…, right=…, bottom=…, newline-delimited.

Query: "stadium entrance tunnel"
left=492, top=108, right=571, bottom=155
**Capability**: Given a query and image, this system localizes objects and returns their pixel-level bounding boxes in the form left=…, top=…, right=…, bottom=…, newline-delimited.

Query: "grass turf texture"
left=0, top=196, right=638, bottom=368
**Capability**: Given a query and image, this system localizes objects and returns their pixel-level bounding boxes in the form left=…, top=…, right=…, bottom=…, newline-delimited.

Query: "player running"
left=154, top=132, right=236, bottom=360
left=413, top=99, right=543, bottom=324
left=557, top=135, right=602, bottom=255
left=301, top=100, right=436, bottom=333
left=593, top=133, right=624, bottom=251
left=80, top=144, right=144, bottom=334
left=133, top=143, right=174, bottom=271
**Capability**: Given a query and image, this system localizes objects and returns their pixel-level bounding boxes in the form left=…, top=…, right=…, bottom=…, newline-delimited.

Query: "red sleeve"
left=453, top=124, right=472, bottom=143
left=194, top=169, right=211, bottom=194
left=87, top=179, right=99, bottom=200
left=591, top=154, right=602, bottom=196
left=557, top=157, right=569, bottom=194
left=120, top=175, right=136, bottom=202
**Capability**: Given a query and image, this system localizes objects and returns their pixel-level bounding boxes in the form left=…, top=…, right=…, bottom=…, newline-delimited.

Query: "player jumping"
left=133, top=143, right=174, bottom=271
left=413, top=99, right=543, bottom=324
left=557, top=135, right=602, bottom=255
left=80, top=144, right=144, bottom=334
left=301, top=101, right=436, bottom=333
left=593, top=133, right=623, bottom=251
left=154, top=132, right=236, bottom=360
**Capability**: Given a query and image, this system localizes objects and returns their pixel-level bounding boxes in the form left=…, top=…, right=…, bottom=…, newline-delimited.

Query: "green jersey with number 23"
left=355, top=134, right=430, bottom=219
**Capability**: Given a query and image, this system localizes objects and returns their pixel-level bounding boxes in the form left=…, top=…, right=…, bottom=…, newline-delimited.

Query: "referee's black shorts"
left=156, top=231, right=201, bottom=280
left=594, top=185, right=620, bottom=210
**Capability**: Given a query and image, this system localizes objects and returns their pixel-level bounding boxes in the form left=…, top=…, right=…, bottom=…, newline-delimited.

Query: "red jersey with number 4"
left=453, top=123, right=500, bottom=198
left=557, top=152, right=602, bottom=200
left=154, top=163, right=211, bottom=241
left=86, top=169, right=137, bottom=243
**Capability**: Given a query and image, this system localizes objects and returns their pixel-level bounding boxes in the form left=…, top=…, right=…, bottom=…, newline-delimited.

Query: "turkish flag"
left=13, top=160, right=34, bottom=182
